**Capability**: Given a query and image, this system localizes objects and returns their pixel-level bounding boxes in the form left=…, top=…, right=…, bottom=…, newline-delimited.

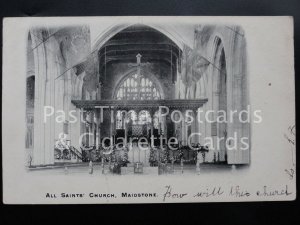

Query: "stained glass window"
left=116, top=74, right=161, bottom=100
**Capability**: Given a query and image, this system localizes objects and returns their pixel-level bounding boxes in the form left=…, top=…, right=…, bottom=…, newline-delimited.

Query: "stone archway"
left=91, top=23, right=188, bottom=52
left=211, top=36, right=228, bottom=162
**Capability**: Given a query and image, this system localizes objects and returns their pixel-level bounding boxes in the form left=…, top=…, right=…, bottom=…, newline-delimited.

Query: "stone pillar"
left=124, top=110, right=128, bottom=145
left=79, top=108, right=85, bottom=148
left=70, top=107, right=81, bottom=151
left=86, top=111, right=91, bottom=146
left=197, top=107, right=206, bottom=146
left=192, top=108, right=198, bottom=144
left=181, top=110, right=187, bottom=146
left=31, top=30, right=46, bottom=166
left=110, top=107, right=115, bottom=145
left=225, top=30, right=249, bottom=164
left=149, top=109, right=154, bottom=139
left=95, top=109, right=100, bottom=149
left=90, top=110, right=95, bottom=147
left=31, top=29, right=56, bottom=166
left=83, top=110, right=88, bottom=146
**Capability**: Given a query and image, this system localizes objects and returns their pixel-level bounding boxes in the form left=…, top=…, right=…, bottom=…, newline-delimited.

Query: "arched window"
left=116, top=74, right=161, bottom=100
left=211, top=37, right=228, bottom=162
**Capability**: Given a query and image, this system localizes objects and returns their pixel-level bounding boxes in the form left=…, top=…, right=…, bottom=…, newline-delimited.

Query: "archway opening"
left=212, top=37, right=227, bottom=162
left=97, top=24, right=182, bottom=99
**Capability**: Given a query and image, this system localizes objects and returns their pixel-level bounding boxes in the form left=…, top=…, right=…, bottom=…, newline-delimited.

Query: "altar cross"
left=128, top=53, right=150, bottom=77
left=127, top=53, right=150, bottom=99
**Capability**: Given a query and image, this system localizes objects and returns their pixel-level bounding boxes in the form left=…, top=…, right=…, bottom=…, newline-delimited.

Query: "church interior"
left=26, top=21, right=250, bottom=174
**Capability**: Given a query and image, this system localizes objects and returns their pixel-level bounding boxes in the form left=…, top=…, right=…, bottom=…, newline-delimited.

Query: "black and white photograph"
left=2, top=16, right=296, bottom=204
left=25, top=21, right=249, bottom=172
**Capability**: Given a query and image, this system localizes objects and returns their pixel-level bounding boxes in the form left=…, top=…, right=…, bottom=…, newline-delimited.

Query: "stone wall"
left=173, top=25, right=249, bottom=164
left=29, top=26, right=91, bottom=166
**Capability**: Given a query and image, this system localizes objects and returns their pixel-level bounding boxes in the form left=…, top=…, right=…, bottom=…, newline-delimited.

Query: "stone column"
left=91, top=110, right=96, bottom=147
left=225, top=30, right=249, bottom=164
left=84, top=111, right=89, bottom=146
left=31, top=29, right=56, bottom=166
left=95, top=109, right=101, bottom=149
left=149, top=109, right=154, bottom=139
left=110, top=107, right=115, bottom=146
left=31, top=30, right=46, bottom=166
left=181, top=109, right=187, bottom=146
left=124, top=110, right=128, bottom=145
left=69, top=107, right=81, bottom=151
left=83, top=110, right=88, bottom=146
left=192, top=108, right=198, bottom=144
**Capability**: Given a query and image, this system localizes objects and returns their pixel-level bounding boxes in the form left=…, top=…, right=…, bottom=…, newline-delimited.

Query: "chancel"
left=26, top=23, right=249, bottom=174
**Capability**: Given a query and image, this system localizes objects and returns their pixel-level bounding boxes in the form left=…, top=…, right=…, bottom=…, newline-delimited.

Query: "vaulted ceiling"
left=98, top=25, right=182, bottom=76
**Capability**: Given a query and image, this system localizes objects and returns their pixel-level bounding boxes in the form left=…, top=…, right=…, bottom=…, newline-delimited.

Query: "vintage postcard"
left=2, top=16, right=295, bottom=204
